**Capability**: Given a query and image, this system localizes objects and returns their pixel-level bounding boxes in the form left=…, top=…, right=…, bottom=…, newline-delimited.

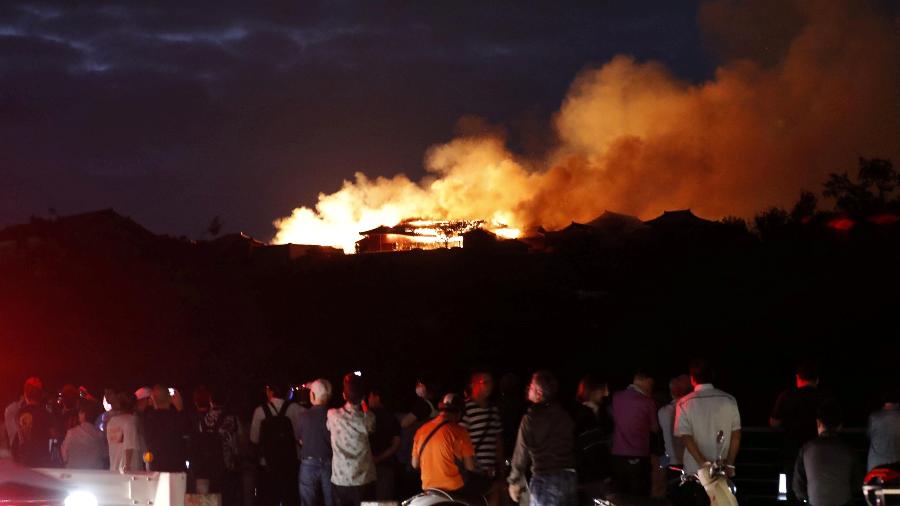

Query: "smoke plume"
left=274, top=0, right=900, bottom=252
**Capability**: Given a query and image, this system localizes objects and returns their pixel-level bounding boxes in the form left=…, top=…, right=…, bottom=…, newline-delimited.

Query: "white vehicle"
left=0, top=461, right=186, bottom=506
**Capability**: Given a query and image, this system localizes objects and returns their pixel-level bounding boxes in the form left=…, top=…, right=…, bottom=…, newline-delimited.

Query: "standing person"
left=770, top=360, right=826, bottom=502
left=867, top=389, right=900, bottom=471
left=508, top=370, right=577, bottom=506
left=61, top=400, right=107, bottom=469
left=367, top=386, right=401, bottom=502
left=573, top=374, right=611, bottom=489
left=210, top=388, right=243, bottom=505
left=297, top=379, right=334, bottom=506
left=610, top=369, right=659, bottom=496
left=461, top=371, right=504, bottom=506
left=133, top=386, right=152, bottom=469
left=411, top=393, right=480, bottom=500
left=5, top=394, right=24, bottom=448
left=250, top=382, right=303, bottom=506
left=327, top=373, right=376, bottom=506
left=106, top=392, right=141, bottom=472
left=397, top=379, right=438, bottom=498
left=11, top=376, right=53, bottom=467
left=659, top=375, right=692, bottom=468
left=191, top=386, right=242, bottom=503
left=793, top=401, right=863, bottom=506
left=57, top=384, right=81, bottom=433
left=658, top=375, right=693, bottom=504
left=143, top=385, right=187, bottom=472
left=674, top=359, right=741, bottom=486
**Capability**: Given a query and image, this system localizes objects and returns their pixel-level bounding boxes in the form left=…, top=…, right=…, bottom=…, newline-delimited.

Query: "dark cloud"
left=0, top=0, right=715, bottom=237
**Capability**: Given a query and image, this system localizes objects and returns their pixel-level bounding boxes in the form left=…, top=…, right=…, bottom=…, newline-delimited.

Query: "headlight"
left=65, top=491, right=98, bottom=506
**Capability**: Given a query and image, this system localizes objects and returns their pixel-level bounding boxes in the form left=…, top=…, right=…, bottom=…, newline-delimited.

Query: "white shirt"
left=62, top=422, right=108, bottom=469
left=674, top=384, right=741, bottom=474
left=106, top=413, right=141, bottom=472
left=249, top=398, right=304, bottom=462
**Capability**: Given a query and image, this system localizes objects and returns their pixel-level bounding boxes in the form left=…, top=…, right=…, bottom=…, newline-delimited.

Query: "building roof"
left=644, top=209, right=717, bottom=227
left=586, top=210, right=648, bottom=233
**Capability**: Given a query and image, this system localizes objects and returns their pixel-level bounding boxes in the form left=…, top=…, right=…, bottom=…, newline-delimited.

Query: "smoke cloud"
left=274, top=0, right=900, bottom=252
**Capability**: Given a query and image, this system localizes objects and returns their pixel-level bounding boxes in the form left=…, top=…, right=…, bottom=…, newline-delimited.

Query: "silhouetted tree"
left=754, top=207, right=789, bottom=241
left=823, top=158, right=897, bottom=217
left=206, top=216, right=223, bottom=237
left=721, top=216, right=749, bottom=233
left=790, top=191, right=818, bottom=224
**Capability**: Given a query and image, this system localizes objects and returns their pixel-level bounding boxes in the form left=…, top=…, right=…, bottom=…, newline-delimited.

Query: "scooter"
left=402, top=488, right=488, bottom=506
left=670, top=430, right=738, bottom=506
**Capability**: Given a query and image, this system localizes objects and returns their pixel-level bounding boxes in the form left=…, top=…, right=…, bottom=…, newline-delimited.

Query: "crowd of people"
left=2, top=358, right=899, bottom=506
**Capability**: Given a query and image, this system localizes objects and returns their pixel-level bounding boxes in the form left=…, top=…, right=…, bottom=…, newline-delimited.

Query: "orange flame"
left=273, top=0, right=900, bottom=254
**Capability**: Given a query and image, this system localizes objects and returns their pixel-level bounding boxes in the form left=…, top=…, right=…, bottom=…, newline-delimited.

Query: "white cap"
left=134, top=387, right=152, bottom=400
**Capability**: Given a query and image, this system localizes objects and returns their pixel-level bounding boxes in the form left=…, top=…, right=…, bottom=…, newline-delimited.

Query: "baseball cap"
left=438, top=392, right=465, bottom=413
left=134, top=387, right=152, bottom=400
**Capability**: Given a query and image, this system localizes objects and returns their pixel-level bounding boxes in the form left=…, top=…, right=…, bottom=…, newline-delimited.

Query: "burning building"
left=355, top=219, right=485, bottom=253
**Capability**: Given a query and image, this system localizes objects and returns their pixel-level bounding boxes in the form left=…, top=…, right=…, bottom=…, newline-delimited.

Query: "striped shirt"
left=460, top=400, right=502, bottom=471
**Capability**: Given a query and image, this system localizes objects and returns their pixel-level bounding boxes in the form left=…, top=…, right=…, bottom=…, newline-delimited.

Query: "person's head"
left=438, top=393, right=466, bottom=422
left=23, top=377, right=44, bottom=404
left=689, top=359, right=714, bottom=387
left=309, top=379, right=332, bottom=406
left=61, top=384, right=79, bottom=409
left=209, top=386, right=228, bottom=407
left=134, top=387, right=152, bottom=412
left=265, top=382, right=286, bottom=401
left=78, top=399, right=102, bottom=425
left=796, top=360, right=819, bottom=388
left=367, top=386, right=386, bottom=409
left=669, top=374, right=693, bottom=400
left=470, top=371, right=495, bottom=404
left=343, top=373, right=365, bottom=405
left=116, top=391, right=135, bottom=414
left=193, top=385, right=211, bottom=411
left=151, top=384, right=171, bottom=409
left=528, top=370, right=558, bottom=404
left=633, top=369, right=655, bottom=396
left=576, top=375, right=609, bottom=404
left=881, top=388, right=900, bottom=407
left=816, top=400, right=842, bottom=433
left=415, top=379, right=436, bottom=400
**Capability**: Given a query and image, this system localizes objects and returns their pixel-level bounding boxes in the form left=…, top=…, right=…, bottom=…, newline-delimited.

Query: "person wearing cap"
left=411, top=392, right=482, bottom=500
left=412, top=393, right=483, bottom=497
left=508, top=370, right=577, bottom=506
left=133, top=386, right=152, bottom=467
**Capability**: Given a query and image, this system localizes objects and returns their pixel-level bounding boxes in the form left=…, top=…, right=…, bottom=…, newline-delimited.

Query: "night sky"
left=0, top=1, right=713, bottom=239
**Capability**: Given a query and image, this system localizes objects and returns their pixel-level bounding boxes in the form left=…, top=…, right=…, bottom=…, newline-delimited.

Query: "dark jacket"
left=297, top=405, right=332, bottom=460
left=793, top=431, right=863, bottom=506
left=12, top=403, right=54, bottom=467
left=143, top=406, right=188, bottom=472
left=508, top=401, right=576, bottom=485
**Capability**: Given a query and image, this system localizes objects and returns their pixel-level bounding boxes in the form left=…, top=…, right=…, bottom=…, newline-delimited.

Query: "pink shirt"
left=611, top=385, right=659, bottom=457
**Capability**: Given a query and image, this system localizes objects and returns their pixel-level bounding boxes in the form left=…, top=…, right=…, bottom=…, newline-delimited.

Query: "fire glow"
left=272, top=0, right=900, bottom=254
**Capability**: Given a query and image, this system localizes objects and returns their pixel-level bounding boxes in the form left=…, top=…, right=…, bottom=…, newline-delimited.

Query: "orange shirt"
left=412, top=417, right=474, bottom=491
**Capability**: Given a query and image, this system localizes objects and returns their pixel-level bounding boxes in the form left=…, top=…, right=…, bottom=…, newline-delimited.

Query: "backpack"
left=259, top=401, right=297, bottom=468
